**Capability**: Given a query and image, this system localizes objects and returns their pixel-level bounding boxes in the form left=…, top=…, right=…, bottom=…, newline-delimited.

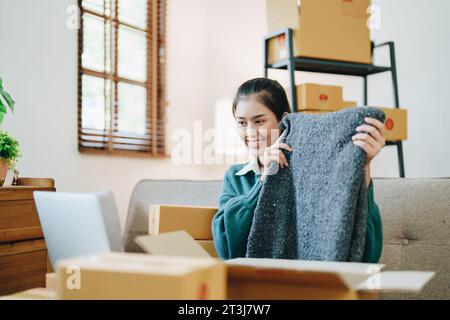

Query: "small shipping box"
left=56, top=252, right=226, bottom=300
left=266, top=0, right=372, bottom=64
left=46, top=272, right=58, bottom=290
left=340, top=101, right=358, bottom=109
left=294, top=83, right=357, bottom=111
left=380, top=107, right=408, bottom=141
left=295, top=83, right=343, bottom=111
left=149, top=205, right=217, bottom=240
left=135, top=231, right=212, bottom=258
left=197, top=240, right=219, bottom=258
left=226, top=258, right=434, bottom=300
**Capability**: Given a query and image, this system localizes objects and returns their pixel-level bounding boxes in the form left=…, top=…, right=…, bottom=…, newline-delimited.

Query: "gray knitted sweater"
left=246, top=107, right=386, bottom=262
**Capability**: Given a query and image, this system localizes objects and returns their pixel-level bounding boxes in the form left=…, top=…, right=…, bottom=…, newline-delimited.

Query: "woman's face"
left=234, top=96, right=282, bottom=159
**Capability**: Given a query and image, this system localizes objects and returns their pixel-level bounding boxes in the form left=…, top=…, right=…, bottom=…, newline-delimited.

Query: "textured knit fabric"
left=246, top=107, right=385, bottom=262
left=211, top=160, right=383, bottom=262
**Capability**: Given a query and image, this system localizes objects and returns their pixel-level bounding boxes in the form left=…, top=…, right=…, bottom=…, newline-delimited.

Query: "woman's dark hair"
left=232, top=78, right=291, bottom=121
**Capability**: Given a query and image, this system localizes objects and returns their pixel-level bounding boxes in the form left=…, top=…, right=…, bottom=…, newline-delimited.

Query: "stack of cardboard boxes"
left=294, top=82, right=408, bottom=141
left=266, top=0, right=407, bottom=142
left=266, top=0, right=372, bottom=64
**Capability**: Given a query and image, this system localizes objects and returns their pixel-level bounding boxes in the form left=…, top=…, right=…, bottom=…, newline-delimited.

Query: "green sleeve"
left=211, top=171, right=263, bottom=260
left=362, top=180, right=383, bottom=263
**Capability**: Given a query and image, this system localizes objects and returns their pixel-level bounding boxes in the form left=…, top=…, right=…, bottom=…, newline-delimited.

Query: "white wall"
left=0, top=0, right=230, bottom=229
left=1, top=0, right=449, bottom=229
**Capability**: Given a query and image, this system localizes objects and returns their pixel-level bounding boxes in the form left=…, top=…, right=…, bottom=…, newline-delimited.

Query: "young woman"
left=212, top=78, right=384, bottom=263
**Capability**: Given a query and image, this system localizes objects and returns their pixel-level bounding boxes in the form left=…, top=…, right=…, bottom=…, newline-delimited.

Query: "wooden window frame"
left=77, top=0, right=167, bottom=158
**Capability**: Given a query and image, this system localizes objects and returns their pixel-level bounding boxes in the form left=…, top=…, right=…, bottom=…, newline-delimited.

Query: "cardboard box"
left=196, top=240, right=219, bottom=258
left=226, top=258, right=434, bottom=300
left=267, top=0, right=372, bottom=64
left=149, top=205, right=217, bottom=240
left=46, top=272, right=58, bottom=290
left=137, top=231, right=220, bottom=259
left=135, top=231, right=212, bottom=258
left=295, top=83, right=344, bottom=111
left=293, top=83, right=357, bottom=111
left=56, top=252, right=226, bottom=300
left=340, top=101, right=358, bottom=109
left=380, top=107, right=408, bottom=141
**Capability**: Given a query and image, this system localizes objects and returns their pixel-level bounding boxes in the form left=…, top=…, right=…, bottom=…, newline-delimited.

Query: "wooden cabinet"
left=0, top=178, right=55, bottom=296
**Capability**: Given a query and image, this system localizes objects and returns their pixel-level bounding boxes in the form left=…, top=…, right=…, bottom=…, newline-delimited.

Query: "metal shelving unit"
left=263, top=28, right=405, bottom=177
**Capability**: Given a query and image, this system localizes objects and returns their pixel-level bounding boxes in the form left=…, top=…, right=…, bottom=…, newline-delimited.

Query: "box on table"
left=149, top=205, right=217, bottom=240
left=56, top=252, right=226, bottom=300
left=225, top=258, right=434, bottom=300
left=380, top=107, right=408, bottom=141
left=266, top=0, right=372, bottom=64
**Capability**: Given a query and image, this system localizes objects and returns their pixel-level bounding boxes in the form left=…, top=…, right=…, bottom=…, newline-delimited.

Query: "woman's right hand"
left=259, top=134, right=293, bottom=181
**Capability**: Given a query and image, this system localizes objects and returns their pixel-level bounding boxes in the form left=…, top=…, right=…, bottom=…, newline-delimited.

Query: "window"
left=78, top=0, right=167, bottom=157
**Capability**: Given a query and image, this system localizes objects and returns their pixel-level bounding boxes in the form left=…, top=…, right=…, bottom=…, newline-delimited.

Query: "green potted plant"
left=0, top=77, right=15, bottom=125
left=0, top=78, right=19, bottom=186
left=0, top=130, right=20, bottom=186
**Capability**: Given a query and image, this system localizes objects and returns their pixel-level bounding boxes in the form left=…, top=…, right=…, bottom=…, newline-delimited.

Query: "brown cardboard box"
left=56, top=252, right=226, bottom=300
left=295, top=83, right=343, bottom=111
left=46, top=272, right=58, bottom=290
left=380, top=108, right=408, bottom=141
left=149, top=205, right=218, bottom=240
left=294, top=83, right=357, bottom=111
left=197, top=240, right=219, bottom=258
left=135, top=231, right=212, bottom=258
left=226, top=258, right=434, bottom=300
left=267, top=0, right=371, bottom=64
left=340, top=101, right=358, bottom=109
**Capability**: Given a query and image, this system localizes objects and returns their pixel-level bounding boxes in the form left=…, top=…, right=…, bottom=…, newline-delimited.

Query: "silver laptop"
left=34, top=191, right=124, bottom=269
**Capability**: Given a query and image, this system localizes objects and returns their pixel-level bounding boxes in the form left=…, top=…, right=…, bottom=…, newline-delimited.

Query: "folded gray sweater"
left=246, top=107, right=386, bottom=262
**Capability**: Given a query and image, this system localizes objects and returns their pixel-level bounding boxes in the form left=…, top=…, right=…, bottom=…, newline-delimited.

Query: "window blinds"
left=78, top=0, right=167, bottom=156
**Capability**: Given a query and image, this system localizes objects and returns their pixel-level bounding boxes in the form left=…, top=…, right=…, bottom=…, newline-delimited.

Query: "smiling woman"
left=77, top=0, right=167, bottom=157
left=212, top=78, right=384, bottom=263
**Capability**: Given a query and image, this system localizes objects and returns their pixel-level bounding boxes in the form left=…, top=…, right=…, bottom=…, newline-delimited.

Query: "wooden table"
left=0, top=178, right=55, bottom=296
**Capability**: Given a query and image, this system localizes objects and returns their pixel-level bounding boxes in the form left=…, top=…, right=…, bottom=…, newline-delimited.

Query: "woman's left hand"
left=352, top=117, right=386, bottom=166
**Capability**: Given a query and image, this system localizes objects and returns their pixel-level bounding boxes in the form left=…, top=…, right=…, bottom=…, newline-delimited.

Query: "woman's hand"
left=352, top=117, right=386, bottom=188
left=352, top=117, right=386, bottom=166
left=259, top=134, right=293, bottom=182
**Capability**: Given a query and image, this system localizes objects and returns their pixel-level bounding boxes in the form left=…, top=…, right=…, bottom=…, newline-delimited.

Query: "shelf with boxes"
left=263, top=0, right=406, bottom=177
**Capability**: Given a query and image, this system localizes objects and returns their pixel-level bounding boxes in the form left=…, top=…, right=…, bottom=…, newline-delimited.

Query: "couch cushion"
left=374, top=178, right=450, bottom=300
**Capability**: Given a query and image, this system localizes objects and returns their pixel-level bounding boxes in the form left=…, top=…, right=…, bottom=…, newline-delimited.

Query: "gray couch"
left=123, top=178, right=450, bottom=300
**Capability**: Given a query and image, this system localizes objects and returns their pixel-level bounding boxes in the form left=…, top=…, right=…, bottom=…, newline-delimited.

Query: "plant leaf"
left=0, top=78, right=3, bottom=90
left=0, top=98, right=7, bottom=113
left=0, top=89, right=14, bottom=113
left=0, top=112, right=4, bottom=125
